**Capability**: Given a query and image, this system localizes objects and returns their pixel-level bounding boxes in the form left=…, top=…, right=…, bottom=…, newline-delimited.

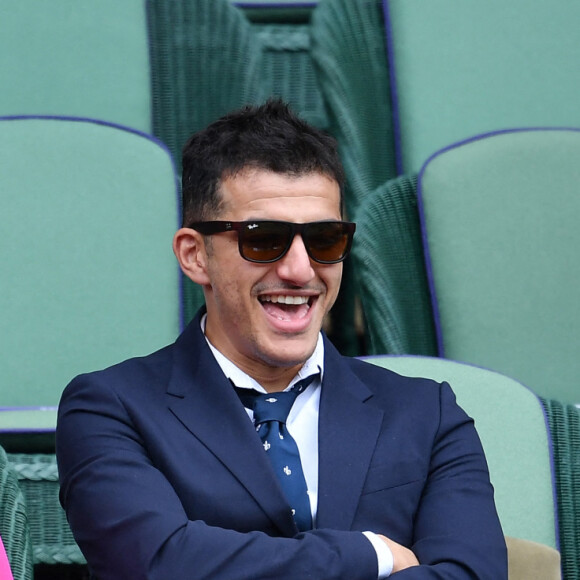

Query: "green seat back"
left=362, top=355, right=558, bottom=549
left=0, top=1, right=151, bottom=132
left=0, top=117, right=180, bottom=422
left=147, top=0, right=265, bottom=163
left=310, top=0, right=397, bottom=220
left=385, top=0, right=580, bottom=173
left=352, top=174, right=437, bottom=356
left=253, top=20, right=327, bottom=130
left=419, top=128, right=580, bottom=405
left=7, top=452, right=85, bottom=566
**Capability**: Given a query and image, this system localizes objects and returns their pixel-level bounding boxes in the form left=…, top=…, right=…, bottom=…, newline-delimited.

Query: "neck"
left=241, top=363, right=304, bottom=393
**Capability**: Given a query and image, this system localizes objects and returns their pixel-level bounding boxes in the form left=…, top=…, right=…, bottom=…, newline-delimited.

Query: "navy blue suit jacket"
left=57, top=311, right=506, bottom=579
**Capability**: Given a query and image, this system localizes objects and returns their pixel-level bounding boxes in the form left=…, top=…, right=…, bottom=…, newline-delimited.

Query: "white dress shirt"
left=202, top=316, right=393, bottom=578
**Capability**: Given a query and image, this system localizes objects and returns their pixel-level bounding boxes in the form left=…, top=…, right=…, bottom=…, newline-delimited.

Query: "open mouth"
left=258, top=294, right=314, bottom=321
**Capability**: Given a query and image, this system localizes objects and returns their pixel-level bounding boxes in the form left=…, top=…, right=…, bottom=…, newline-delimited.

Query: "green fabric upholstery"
left=351, top=174, right=437, bottom=355
left=385, top=0, right=580, bottom=173
left=310, top=0, right=397, bottom=220
left=147, top=0, right=265, bottom=163
left=540, top=398, right=580, bottom=580
left=0, top=0, right=151, bottom=132
left=362, top=355, right=558, bottom=549
left=0, top=447, right=33, bottom=580
left=253, top=22, right=327, bottom=129
left=147, top=0, right=325, bottom=165
left=7, top=454, right=84, bottom=567
left=0, top=117, right=180, bottom=416
left=419, top=128, right=580, bottom=405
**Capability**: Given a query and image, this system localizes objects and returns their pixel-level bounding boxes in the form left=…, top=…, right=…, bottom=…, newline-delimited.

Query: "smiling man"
left=57, top=100, right=507, bottom=579
left=178, top=169, right=345, bottom=390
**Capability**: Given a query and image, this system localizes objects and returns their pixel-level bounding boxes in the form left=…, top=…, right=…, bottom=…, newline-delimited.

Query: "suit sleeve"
left=393, top=382, right=507, bottom=578
left=56, top=374, right=378, bottom=580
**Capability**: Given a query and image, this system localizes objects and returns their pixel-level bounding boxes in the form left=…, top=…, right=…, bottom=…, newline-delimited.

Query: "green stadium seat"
left=418, top=128, right=580, bottom=406
left=0, top=116, right=181, bottom=570
left=311, top=0, right=397, bottom=220
left=355, top=128, right=580, bottom=405
left=351, top=174, right=437, bottom=356
left=384, top=0, right=580, bottom=174
left=0, top=1, right=151, bottom=132
left=0, top=116, right=180, bottom=440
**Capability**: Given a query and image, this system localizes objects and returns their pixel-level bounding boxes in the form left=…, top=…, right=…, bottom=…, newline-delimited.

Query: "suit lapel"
left=165, top=319, right=297, bottom=536
left=316, top=341, right=384, bottom=531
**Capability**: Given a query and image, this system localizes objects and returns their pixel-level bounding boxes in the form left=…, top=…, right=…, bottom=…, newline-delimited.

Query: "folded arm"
left=390, top=382, right=507, bottom=578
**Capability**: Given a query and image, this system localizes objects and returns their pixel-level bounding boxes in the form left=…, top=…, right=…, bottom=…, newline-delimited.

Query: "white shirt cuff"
left=362, top=532, right=394, bottom=579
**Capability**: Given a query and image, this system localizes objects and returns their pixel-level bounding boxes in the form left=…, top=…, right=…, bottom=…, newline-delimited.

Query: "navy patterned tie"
left=234, top=375, right=316, bottom=532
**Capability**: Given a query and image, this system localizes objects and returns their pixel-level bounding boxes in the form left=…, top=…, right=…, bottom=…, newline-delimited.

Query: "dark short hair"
left=181, top=99, right=345, bottom=225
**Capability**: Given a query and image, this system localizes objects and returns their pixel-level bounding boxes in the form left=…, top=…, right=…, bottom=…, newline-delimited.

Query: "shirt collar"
left=201, top=313, right=324, bottom=393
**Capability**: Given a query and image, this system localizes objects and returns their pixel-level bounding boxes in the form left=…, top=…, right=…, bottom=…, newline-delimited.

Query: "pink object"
left=0, top=537, right=13, bottom=580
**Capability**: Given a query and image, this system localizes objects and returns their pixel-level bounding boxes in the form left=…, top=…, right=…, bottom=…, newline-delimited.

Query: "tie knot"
left=252, top=374, right=317, bottom=424
left=252, top=391, right=297, bottom=424
left=232, top=373, right=318, bottom=425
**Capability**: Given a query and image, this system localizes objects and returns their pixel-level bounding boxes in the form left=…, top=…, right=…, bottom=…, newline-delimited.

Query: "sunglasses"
left=188, top=220, right=356, bottom=264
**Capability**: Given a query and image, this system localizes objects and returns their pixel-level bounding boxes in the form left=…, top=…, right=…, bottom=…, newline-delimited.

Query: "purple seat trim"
left=0, top=406, right=58, bottom=434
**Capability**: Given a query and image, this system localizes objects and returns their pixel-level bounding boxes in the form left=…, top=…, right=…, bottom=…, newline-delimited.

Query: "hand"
left=378, top=535, right=419, bottom=573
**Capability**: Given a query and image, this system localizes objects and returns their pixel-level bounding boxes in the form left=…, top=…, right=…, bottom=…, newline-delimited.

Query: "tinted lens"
left=304, top=222, right=352, bottom=263
left=239, top=222, right=293, bottom=262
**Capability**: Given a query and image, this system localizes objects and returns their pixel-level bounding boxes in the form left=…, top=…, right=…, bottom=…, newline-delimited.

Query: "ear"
left=173, top=228, right=211, bottom=286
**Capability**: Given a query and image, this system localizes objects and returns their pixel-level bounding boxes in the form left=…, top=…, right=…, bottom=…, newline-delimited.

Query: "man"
left=57, top=100, right=506, bottom=579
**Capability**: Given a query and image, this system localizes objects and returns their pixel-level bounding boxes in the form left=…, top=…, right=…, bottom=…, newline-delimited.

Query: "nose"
left=275, top=234, right=316, bottom=285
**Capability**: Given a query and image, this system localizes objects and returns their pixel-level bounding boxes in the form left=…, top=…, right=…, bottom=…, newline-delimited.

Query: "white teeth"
left=260, top=295, right=309, bottom=305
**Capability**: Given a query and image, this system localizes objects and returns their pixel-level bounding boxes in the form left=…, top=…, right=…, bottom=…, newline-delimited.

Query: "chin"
left=259, top=340, right=317, bottom=369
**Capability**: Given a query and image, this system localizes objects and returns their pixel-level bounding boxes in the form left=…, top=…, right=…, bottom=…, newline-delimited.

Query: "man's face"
left=200, top=168, right=343, bottom=380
